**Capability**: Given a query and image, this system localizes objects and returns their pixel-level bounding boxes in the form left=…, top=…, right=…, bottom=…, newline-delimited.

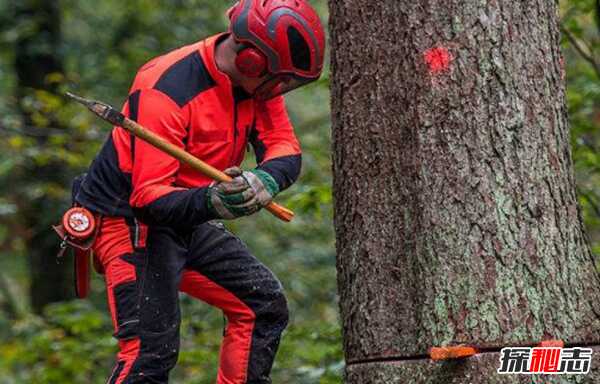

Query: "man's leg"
left=100, top=218, right=188, bottom=383
left=179, top=221, right=289, bottom=384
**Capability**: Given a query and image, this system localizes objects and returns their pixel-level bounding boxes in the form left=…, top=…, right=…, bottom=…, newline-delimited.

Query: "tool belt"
left=53, top=206, right=102, bottom=299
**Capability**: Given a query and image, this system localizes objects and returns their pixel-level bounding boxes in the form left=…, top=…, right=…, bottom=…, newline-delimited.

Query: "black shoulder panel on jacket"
left=128, top=90, right=141, bottom=121
left=154, top=51, right=216, bottom=107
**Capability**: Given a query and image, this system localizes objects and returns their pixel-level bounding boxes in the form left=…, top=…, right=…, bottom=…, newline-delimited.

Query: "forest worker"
left=72, top=1, right=325, bottom=383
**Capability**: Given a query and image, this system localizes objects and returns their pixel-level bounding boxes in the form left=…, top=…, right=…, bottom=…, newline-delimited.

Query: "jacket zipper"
left=230, top=103, right=238, bottom=167
left=246, top=114, right=255, bottom=153
left=133, top=219, right=140, bottom=248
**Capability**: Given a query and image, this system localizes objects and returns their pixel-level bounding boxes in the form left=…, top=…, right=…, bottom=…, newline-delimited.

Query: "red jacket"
left=76, top=34, right=302, bottom=227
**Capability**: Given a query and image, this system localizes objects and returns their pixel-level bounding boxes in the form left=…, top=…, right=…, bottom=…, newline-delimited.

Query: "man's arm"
left=250, top=96, right=302, bottom=192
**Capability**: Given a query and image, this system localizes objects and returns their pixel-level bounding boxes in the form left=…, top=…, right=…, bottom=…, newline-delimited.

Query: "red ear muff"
left=235, top=47, right=267, bottom=78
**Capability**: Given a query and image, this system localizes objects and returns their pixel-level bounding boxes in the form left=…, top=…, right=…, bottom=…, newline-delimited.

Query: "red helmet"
left=228, top=0, right=326, bottom=100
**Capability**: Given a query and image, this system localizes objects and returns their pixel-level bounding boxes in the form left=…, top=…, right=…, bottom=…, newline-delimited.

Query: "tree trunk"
left=330, top=0, right=600, bottom=382
left=14, top=1, right=72, bottom=313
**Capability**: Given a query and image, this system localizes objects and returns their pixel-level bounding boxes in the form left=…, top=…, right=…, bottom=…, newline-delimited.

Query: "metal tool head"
left=65, top=92, right=95, bottom=107
left=65, top=91, right=125, bottom=126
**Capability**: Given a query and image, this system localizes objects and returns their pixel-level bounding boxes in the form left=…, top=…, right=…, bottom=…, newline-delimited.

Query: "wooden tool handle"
left=123, top=119, right=294, bottom=222
left=265, top=202, right=295, bottom=222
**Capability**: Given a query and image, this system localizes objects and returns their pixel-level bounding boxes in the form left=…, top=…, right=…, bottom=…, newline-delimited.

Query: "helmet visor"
left=254, top=73, right=318, bottom=101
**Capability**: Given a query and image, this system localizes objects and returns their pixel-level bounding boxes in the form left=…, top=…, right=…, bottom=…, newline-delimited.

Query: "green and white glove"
left=207, top=167, right=279, bottom=220
left=242, top=168, right=280, bottom=207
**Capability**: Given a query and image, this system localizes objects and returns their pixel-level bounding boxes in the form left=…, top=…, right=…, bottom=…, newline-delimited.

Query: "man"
left=74, top=1, right=325, bottom=383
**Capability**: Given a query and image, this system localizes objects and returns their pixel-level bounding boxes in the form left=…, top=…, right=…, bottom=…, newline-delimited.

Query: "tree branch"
left=561, top=26, right=600, bottom=79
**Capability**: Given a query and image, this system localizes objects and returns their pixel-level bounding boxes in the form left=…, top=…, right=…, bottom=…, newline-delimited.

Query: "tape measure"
left=62, top=207, right=96, bottom=240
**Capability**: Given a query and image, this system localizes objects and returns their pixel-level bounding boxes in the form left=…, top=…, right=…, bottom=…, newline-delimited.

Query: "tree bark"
left=14, top=1, right=72, bottom=313
left=330, top=0, right=600, bottom=382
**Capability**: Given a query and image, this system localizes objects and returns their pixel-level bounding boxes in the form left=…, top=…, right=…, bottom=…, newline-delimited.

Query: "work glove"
left=207, top=167, right=279, bottom=220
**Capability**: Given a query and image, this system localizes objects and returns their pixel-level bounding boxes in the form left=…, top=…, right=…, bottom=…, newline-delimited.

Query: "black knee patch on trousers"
left=113, top=280, right=140, bottom=340
left=246, top=287, right=289, bottom=382
left=112, top=253, right=146, bottom=341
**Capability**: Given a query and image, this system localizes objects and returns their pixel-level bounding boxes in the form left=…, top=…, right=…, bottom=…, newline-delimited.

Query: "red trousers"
left=94, top=217, right=288, bottom=384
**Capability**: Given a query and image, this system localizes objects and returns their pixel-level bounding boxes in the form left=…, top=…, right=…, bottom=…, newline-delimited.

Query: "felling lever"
left=65, top=92, right=295, bottom=222
left=429, top=339, right=566, bottom=361
left=429, top=345, right=478, bottom=361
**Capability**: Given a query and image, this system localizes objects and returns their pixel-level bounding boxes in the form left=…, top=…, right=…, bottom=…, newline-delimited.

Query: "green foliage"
left=0, top=299, right=342, bottom=384
left=0, top=301, right=115, bottom=383
left=562, top=0, right=600, bottom=256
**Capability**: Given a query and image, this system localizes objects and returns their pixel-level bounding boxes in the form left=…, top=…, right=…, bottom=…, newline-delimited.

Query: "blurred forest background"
left=0, top=1, right=597, bottom=383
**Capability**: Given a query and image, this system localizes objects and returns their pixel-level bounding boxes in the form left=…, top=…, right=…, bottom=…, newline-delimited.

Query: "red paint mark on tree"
left=424, top=47, right=453, bottom=74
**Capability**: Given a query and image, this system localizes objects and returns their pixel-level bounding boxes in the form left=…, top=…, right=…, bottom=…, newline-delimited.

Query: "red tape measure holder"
left=62, top=207, right=96, bottom=240
left=53, top=206, right=100, bottom=299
